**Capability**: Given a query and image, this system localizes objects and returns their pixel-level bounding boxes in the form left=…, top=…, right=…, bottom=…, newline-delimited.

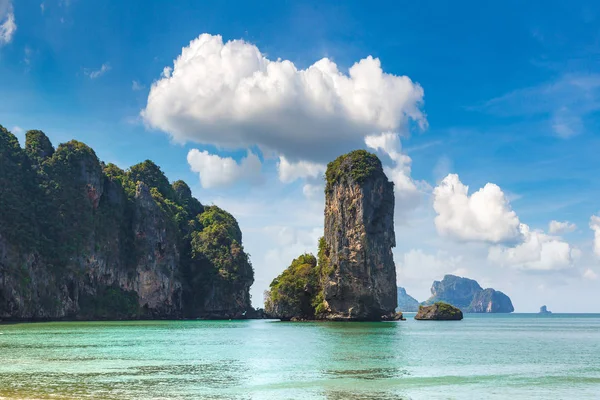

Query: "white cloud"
left=277, top=156, right=325, bottom=183
left=433, top=174, right=521, bottom=243
left=488, top=224, right=577, bottom=271
left=583, top=268, right=598, bottom=280
left=476, top=74, right=600, bottom=139
left=142, top=33, right=426, bottom=163
left=551, top=107, right=583, bottom=138
left=132, top=80, right=145, bottom=91
left=86, top=63, right=111, bottom=79
left=302, top=183, right=323, bottom=200
left=0, top=0, right=16, bottom=46
left=365, top=131, right=404, bottom=162
left=397, top=249, right=463, bottom=282
left=589, top=215, right=600, bottom=256
left=40, top=2, right=45, bottom=14
left=548, top=220, right=576, bottom=234
left=187, top=149, right=262, bottom=189
left=365, top=132, right=425, bottom=215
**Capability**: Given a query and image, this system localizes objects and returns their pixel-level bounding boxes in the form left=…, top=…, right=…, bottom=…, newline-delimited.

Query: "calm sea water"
left=0, top=314, right=599, bottom=399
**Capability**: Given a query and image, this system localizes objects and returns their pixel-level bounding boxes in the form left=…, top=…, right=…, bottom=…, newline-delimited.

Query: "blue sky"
left=2, top=0, right=600, bottom=311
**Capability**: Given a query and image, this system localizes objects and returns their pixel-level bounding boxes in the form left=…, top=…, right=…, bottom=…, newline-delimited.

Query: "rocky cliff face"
left=469, top=288, right=514, bottom=313
left=265, top=150, right=398, bottom=321
left=320, top=150, right=397, bottom=320
left=0, top=126, right=253, bottom=320
left=423, top=275, right=514, bottom=313
left=396, top=287, right=419, bottom=312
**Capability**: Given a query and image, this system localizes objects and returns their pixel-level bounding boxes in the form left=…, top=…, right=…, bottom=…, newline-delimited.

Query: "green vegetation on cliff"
left=415, top=302, right=463, bottom=321
left=0, top=125, right=254, bottom=320
left=265, top=245, right=333, bottom=320
left=325, top=149, right=383, bottom=193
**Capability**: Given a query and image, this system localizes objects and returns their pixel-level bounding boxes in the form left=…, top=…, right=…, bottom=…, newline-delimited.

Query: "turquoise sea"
left=0, top=314, right=599, bottom=399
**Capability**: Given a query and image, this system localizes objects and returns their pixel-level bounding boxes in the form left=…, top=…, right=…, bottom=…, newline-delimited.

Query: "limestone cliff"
left=396, top=287, right=419, bottom=312
left=423, top=275, right=514, bottom=313
left=265, top=150, right=397, bottom=321
left=0, top=126, right=254, bottom=320
left=320, top=150, right=397, bottom=320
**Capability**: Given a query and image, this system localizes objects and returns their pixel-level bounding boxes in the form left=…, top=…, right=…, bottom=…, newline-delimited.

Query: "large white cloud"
left=433, top=174, right=521, bottom=243
left=548, top=220, right=576, bottom=234
left=589, top=215, right=600, bottom=257
left=365, top=132, right=425, bottom=215
left=0, top=0, right=16, bottom=46
left=187, top=149, right=262, bottom=188
left=142, top=33, right=426, bottom=162
left=488, top=224, right=578, bottom=271
left=277, top=157, right=325, bottom=183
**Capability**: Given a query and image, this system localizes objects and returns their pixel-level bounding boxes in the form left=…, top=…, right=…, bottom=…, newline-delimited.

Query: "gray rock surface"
left=423, top=274, right=514, bottom=313
left=396, top=287, right=419, bottom=312
left=320, top=150, right=397, bottom=320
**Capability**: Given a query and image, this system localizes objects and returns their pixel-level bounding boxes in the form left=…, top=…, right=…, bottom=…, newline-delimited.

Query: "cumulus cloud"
left=278, top=157, right=325, bottom=183
left=433, top=174, right=521, bottom=243
left=86, top=63, right=111, bottom=79
left=0, top=0, right=16, bottom=46
left=142, top=33, right=426, bottom=162
left=187, top=149, right=262, bottom=189
left=302, top=183, right=324, bottom=201
left=548, top=220, right=576, bottom=234
left=365, top=132, right=425, bottom=215
left=583, top=268, right=598, bottom=280
left=488, top=224, right=578, bottom=271
left=589, top=215, right=600, bottom=256
left=397, top=249, right=463, bottom=282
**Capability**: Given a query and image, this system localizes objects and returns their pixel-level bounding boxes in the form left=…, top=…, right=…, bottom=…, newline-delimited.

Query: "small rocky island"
left=423, top=275, right=514, bottom=313
left=415, top=302, right=463, bottom=320
left=265, top=150, right=398, bottom=321
left=539, top=305, right=552, bottom=314
left=397, top=287, right=419, bottom=312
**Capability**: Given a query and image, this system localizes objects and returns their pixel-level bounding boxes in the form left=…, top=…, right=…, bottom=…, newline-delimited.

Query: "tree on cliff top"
left=325, top=149, right=384, bottom=193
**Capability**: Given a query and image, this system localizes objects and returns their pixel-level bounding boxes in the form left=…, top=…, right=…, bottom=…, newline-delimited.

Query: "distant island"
left=422, top=275, right=514, bottom=313
left=539, top=305, right=552, bottom=314
left=0, top=126, right=255, bottom=321
left=397, top=287, right=419, bottom=312
left=265, top=150, right=400, bottom=321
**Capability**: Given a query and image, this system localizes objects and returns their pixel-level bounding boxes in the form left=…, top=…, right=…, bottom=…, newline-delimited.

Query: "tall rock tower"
left=321, top=150, right=397, bottom=320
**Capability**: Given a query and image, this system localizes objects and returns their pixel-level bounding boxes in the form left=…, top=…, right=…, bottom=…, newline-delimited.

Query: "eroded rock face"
left=320, top=150, right=397, bottom=320
left=469, top=288, right=514, bottom=313
left=423, top=275, right=514, bottom=313
left=0, top=127, right=253, bottom=321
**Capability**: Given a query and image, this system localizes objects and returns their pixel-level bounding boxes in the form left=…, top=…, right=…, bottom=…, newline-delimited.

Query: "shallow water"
left=0, top=314, right=599, bottom=399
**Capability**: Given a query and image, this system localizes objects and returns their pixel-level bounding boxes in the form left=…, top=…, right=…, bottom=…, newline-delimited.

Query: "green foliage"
left=325, top=150, right=383, bottom=193
left=0, top=124, right=253, bottom=319
left=129, top=160, right=174, bottom=200
left=173, top=180, right=203, bottom=217
left=79, top=285, right=140, bottom=319
left=38, top=140, right=103, bottom=264
left=434, top=302, right=463, bottom=318
left=190, top=206, right=251, bottom=281
left=316, top=236, right=333, bottom=278
left=25, top=130, right=54, bottom=164
left=0, top=125, right=39, bottom=251
left=266, top=254, right=319, bottom=319
left=104, top=163, right=136, bottom=198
